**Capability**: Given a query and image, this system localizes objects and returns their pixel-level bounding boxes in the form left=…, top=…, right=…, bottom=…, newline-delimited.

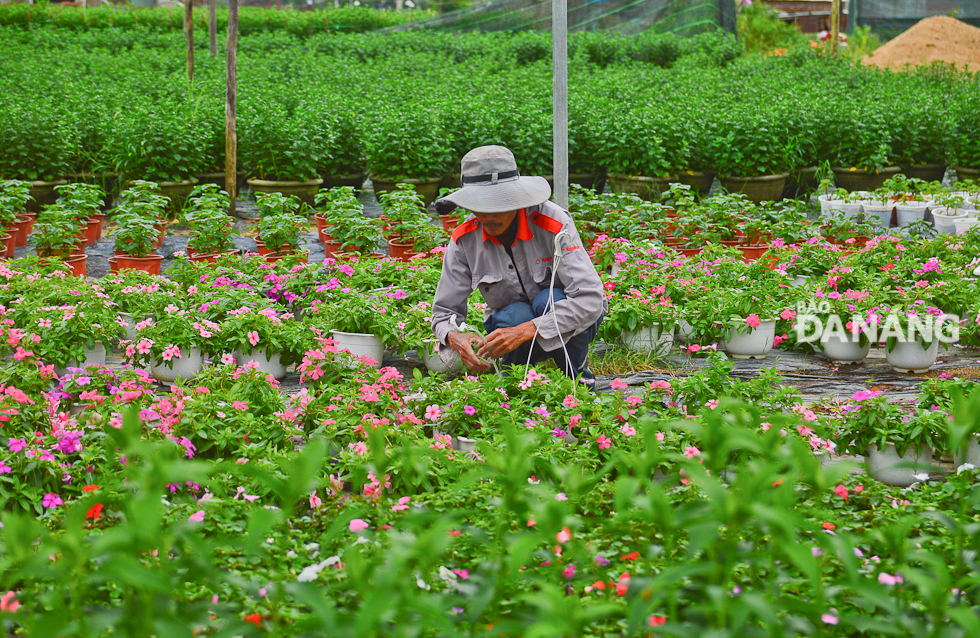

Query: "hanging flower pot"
left=330, top=330, right=384, bottom=368
left=234, top=348, right=288, bottom=380
left=115, top=254, right=163, bottom=275
left=724, top=320, right=776, bottom=359
left=867, top=443, right=934, bottom=487
left=886, top=338, right=940, bottom=373
left=151, top=347, right=205, bottom=382
left=621, top=324, right=674, bottom=354
left=819, top=332, right=871, bottom=363
left=419, top=339, right=462, bottom=373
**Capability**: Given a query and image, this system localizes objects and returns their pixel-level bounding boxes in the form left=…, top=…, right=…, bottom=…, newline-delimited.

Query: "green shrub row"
left=0, top=27, right=977, bottom=184
left=0, top=4, right=430, bottom=34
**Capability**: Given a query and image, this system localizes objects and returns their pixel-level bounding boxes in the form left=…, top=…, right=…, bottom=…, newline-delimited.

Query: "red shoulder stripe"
left=529, top=211, right=564, bottom=235
left=451, top=218, right=480, bottom=243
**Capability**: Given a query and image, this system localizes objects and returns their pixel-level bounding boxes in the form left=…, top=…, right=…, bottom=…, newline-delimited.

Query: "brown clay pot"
left=0, top=232, right=14, bottom=259
left=189, top=250, right=237, bottom=264
left=264, top=251, right=308, bottom=264
left=323, top=239, right=345, bottom=257
left=84, top=218, right=101, bottom=245
left=439, top=215, right=459, bottom=233
left=153, top=222, right=166, bottom=248
left=719, top=173, right=789, bottom=204
left=387, top=239, right=416, bottom=262
left=21, top=212, right=37, bottom=234
left=114, top=254, right=163, bottom=275
left=736, top=244, right=770, bottom=262
left=63, top=253, right=87, bottom=277
left=13, top=216, right=31, bottom=247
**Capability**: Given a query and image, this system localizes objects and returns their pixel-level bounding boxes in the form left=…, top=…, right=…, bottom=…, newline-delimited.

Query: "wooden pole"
left=226, top=0, right=239, bottom=215
left=185, top=0, right=194, bottom=82
left=552, top=0, right=568, bottom=209
left=209, top=0, right=217, bottom=57
left=830, top=0, right=840, bottom=57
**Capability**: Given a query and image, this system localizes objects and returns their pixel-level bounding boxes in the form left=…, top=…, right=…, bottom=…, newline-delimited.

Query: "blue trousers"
left=484, top=288, right=601, bottom=379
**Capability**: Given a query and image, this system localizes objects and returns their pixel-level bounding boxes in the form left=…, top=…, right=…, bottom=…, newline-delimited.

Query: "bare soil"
left=863, top=15, right=980, bottom=72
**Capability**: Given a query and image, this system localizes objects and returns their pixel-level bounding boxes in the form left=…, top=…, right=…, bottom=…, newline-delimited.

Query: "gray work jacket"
left=431, top=201, right=607, bottom=352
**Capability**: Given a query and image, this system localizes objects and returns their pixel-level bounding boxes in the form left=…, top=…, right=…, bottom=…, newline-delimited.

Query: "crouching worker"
left=430, top=145, right=606, bottom=389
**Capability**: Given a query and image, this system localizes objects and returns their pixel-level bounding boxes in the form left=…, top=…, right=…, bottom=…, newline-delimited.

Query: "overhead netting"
left=854, top=0, right=980, bottom=41
left=398, top=0, right=736, bottom=35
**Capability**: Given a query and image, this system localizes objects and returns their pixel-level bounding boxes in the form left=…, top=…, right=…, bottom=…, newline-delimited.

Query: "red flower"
left=86, top=503, right=104, bottom=521
left=591, top=580, right=606, bottom=591
left=81, top=484, right=100, bottom=493
left=621, top=551, right=639, bottom=561
left=822, top=522, right=836, bottom=530
left=649, top=615, right=667, bottom=626
left=244, top=613, right=262, bottom=627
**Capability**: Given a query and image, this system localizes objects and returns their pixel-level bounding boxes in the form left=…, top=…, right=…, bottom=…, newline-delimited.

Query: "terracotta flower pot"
left=736, top=244, right=770, bottom=262
left=13, top=216, right=31, bottom=247
left=314, top=213, right=335, bottom=243
left=254, top=239, right=295, bottom=257
left=387, top=238, right=416, bottom=262
left=439, top=215, right=459, bottom=233
left=153, top=222, right=166, bottom=248
left=188, top=250, right=237, bottom=264
left=0, top=232, right=14, bottom=259
left=114, top=254, right=163, bottom=275
left=264, top=250, right=308, bottom=264
left=63, top=253, right=87, bottom=277
left=107, top=256, right=120, bottom=274
left=323, top=239, right=345, bottom=257
left=91, top=213, right=105, bottom=240
left=21, top=212, right=37, bottom=234
left=84, top=218, right=101, bottom=245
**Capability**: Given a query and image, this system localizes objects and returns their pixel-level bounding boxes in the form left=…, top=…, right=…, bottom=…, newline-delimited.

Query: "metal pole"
left=209, top=0, right=217, bottom=56
left=185, top=0, right=194, bottom=83
left=226, top=0, right=239, bottom=215
left=552, top=0, right=568, bottom=209
left=830, top=0, right=840, bottom=56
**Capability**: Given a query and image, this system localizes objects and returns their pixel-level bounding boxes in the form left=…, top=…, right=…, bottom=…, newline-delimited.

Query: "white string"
left=524, top=229, right=576, bottom=393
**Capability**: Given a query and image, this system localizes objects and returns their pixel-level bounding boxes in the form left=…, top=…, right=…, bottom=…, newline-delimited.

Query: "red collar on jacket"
left=483, top=208, right=533, bottom=246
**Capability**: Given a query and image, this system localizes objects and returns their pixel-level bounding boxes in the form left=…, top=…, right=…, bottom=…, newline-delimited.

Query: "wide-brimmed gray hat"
left=442, top=145, right=552, bottom=214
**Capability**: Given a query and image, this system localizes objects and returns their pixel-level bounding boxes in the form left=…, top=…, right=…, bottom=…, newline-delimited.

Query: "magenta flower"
left=463, top=405, right=476, bottom=416
left=188, top=510, right=206, bottom=522
left=562, top=564, right=576, bottom=579
left=746, top=314, right=762, bottom=328
left=833, top=484, right=849, bottom=500
left=596, top=435, right=611, bottom=450
left=852, top=390, right=883, bottom=401
left=349, top=519, right=369, bottom=532
left=42, top=493, right=63, bottom=508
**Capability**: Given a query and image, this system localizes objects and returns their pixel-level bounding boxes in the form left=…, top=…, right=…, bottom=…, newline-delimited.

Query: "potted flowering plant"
left=396, top=300, right=460, bottom=373
left=379, top=184, right=430, bottom=259
left=114, top=181, right=168, bottom=249
left=217, top=305, right=313, bottom=380
left=29, top=300, right=123, bottom=371
left=125, top=309, right=219, bottom=382
left=307, top=289, right=400, bottom=368
left=714, top=268, right=795, bottom=359
left=834, top=391, right=945, bottom=486
left=257, top=211, right=306, bottom=262
left=111, top=210, right=161, bottom=274
left=54, top=365, right=154, bottom=415
left=600, top=286, right=680, bottom=354
left=877, top=298, right=951, bottom=373
left=56, top=182, right=106, bottom=246
left=185, top=184, right=238, bottom=259
left=0, top=179, right=34, bottom=251
left=32, top=205, right=87, bottom=276
left=795, top=269, right=883, bottom=363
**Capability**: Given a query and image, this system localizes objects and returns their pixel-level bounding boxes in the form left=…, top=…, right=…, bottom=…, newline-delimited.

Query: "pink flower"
left=349, top=519, right=369, bottom=532
left=425, top=404, right=442, bottom=421
left=391, top=496, right=411, bottom=511
left=746, top=314, right=762, bottom=328
left=453, top=568, right=469, bottom=579
left=833, top=484, right=849, bottom=500
left=705, top=400, right=718, bottom=410
left=232, top=401, right=248, bottom=411
left=248, top=331, right=260, bottom=347
left=683, top=446, right=700, bottom=459
left=562, top=564, right=576, bottom=579
left=42, top=493, right=63, bottom=508
left=655, top=432, right=665, bottom=441
left=555, top=492, right=568, bottom=501
left=221, top=353, right=236, bottom=366
left=556, top=527, right=571, bottom=543
left=309, top=492, right=322, bottom=509
left=563, top=394, right=580, bottom=408
left=821, top=613, right=839, bottom=625
left=852, top=390, right=883, bottom=401
left=1, top=591, right=19, bottom=613
left=878, top=572, right=902, bottom=586
left=780, top=308, right=797, bottom=320
left=188, top=510, right=205, bottom=522
left=596, top=435, right=611, bottom=450
left=610, top=378, right=628, bottom=390
left=619, top=425, right=636, bottom=437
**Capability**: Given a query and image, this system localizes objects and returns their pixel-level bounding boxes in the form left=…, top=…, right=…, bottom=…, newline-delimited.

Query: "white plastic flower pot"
left=932, top=208, right=968, bottom=235
left=885, top=338, right=940, bottom=373
left=151, top=347, right=205, bottom=382
left=330, top=330, right=384, bottom=368
left=454, top=436, right=477, bottom=453
left=953, top=215, right=980, bottom=235
left=118, top=313, right=140, bottom=342
left=674, top=320, right=694, bottom=343
left=235, top=348, right=288, bottom=380
left=829, top=201, right=862, bottom=219
left=621, top=323, right=673, bottom=354
left=895, top=202, right=928, bottom=227
left=418, top=339, right=461, bottom=373
left=861, top=203, right=894, bottom=227
left=724, top=321, right=776, bottom=359
left=819, top=332, right=871, bottom=363
left=791, top=275, right=809, bottom=288
left=817, top=194, right=836, bottom=216
left=56, top=343, right=108, bottom=377
left=964, top=436, right=980, bottom=467
left=867, top=443, right=934, bottom=487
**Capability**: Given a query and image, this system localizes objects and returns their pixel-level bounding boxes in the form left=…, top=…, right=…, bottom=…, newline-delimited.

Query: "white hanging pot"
left=724, top=321, right=776, bottom=359
left=819, top=332, right=871, bottom=363
left=151, top=346, right=205, bottom=382
left=330, top=330, right=384, bottom=368
left=454, top=435, right=477, bottom=453
left=621, top=323, right=674, bottom=354
left=674, top=319, right=694, bottom=343
left=235, top=348, right=288, bottom=380
left=418, top=339, right=461, bottom=373
left=118, top=313, right=140, bottom=342
left=895, top=202, right=928, bottom=226
left=817, top=194, right=837, bottom=215
left=861, top=202, right=894, bottom=227
left=885, top=338, right=940, bottom=373
left=962, top=436, right=980, bottom=467
left=56, top=343, right=108, bottom=377
left=791, top=275, right=809, bottom=287
left=867, top=443, right=934, bottom=487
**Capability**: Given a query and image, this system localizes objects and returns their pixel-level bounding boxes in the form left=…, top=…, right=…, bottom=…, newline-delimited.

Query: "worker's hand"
left=477, top=321, right=537, bottom=361
left=446, top=331, right=490, bottom=371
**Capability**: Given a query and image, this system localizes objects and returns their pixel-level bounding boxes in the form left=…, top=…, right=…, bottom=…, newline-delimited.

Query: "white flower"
left=913, top=473, right=930, bottom=482
left=437, top=566, right=457, bottom=583
left=416, top=575, right=431, bottom=590
left=957, top=463, right=976, bottom=474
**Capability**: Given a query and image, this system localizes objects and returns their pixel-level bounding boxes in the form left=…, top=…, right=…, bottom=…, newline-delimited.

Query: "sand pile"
left=863, top=15, right=980, bottom=72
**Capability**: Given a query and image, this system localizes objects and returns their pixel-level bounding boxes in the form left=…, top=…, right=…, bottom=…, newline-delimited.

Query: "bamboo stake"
left=209, top=0, right=217, bottom=57
left=830, top=0, right=840, bottom=57
left=226, top=0, right=239, bottom=215
left=185, top=0, right=194, bottom=82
